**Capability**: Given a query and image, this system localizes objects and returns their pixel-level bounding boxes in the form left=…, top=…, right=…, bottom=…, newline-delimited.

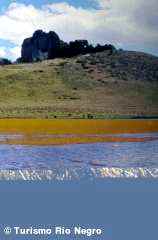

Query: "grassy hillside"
left=0, top=50, right=157, bottom=118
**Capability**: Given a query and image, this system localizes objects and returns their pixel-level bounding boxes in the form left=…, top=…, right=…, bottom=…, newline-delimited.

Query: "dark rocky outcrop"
left=0, top=58, right=11, bottom=65
left=20, top=30, right=116, bottom=63
left=21, top=30, right=61, bottom=62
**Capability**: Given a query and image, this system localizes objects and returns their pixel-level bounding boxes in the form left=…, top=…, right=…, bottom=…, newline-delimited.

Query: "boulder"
left=21, top=30, right=61, bottom=62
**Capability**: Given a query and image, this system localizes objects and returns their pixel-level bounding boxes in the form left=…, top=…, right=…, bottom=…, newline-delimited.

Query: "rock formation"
left=20, top=30, right=116, bottom=63
left=21, top=30, right=61, bottom=62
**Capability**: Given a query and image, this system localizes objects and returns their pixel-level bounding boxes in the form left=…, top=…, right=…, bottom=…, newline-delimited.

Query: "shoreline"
left=0, top=115, right=158, bottom=120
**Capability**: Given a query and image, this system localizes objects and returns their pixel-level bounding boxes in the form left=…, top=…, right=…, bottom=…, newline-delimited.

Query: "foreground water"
left=0, top=133, right=157, bottom=170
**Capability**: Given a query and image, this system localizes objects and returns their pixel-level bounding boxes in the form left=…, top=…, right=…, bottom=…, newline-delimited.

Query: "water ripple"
left=0, top=133, right=157, bottom=170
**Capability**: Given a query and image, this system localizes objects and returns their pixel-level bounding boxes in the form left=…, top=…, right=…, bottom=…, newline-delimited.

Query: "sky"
left=0, top=0, right=158, bottom=60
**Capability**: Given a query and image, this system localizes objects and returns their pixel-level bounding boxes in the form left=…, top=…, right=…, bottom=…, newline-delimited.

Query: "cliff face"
left=21, top=30, right=61, bottom=62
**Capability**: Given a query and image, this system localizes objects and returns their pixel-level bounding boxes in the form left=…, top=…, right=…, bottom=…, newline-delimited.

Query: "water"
left=0, top=133, right=157, bottom=170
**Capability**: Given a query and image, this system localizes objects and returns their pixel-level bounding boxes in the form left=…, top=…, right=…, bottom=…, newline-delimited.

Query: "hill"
left=0, top=50, right=157, bottom=118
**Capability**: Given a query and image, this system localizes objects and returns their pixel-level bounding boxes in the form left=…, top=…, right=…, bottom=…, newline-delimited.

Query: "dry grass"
left=0, top=51, right=157, bottom=118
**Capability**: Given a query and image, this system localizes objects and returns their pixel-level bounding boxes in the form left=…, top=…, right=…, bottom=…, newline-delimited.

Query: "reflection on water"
left=0, top=133, right=157, bottom=170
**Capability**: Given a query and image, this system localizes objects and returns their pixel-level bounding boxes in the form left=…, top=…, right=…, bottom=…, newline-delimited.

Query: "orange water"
left=0, top=119, right=157, bottom=145
left=0, top=119, right=157, bottom=134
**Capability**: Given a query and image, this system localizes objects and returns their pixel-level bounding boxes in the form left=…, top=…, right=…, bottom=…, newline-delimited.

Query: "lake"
left=0, top=133, right=157, bottom=170
left=0, top=120, right=157, bottom=178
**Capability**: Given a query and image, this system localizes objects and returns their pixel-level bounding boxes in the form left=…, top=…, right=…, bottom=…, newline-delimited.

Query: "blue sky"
left=0, top=0, right=157, bottom=60
left=0, top=0, right=97, bottom=10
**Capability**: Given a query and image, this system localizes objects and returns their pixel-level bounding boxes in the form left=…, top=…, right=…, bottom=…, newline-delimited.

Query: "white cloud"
left=0, top=0, right=157, bottom=60
left=0, top=47, right=7, bottom=58
left=0, top=45, right=21, bottom=60
left=8, top=46, right=21, bottom=60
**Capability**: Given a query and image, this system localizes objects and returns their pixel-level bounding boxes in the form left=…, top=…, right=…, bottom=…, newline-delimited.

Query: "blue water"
left=0, top=133, right=157, bottom=169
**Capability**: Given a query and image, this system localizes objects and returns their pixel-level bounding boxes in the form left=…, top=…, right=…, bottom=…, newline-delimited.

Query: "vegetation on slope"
left=0, top=50, right=157, bottom=118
